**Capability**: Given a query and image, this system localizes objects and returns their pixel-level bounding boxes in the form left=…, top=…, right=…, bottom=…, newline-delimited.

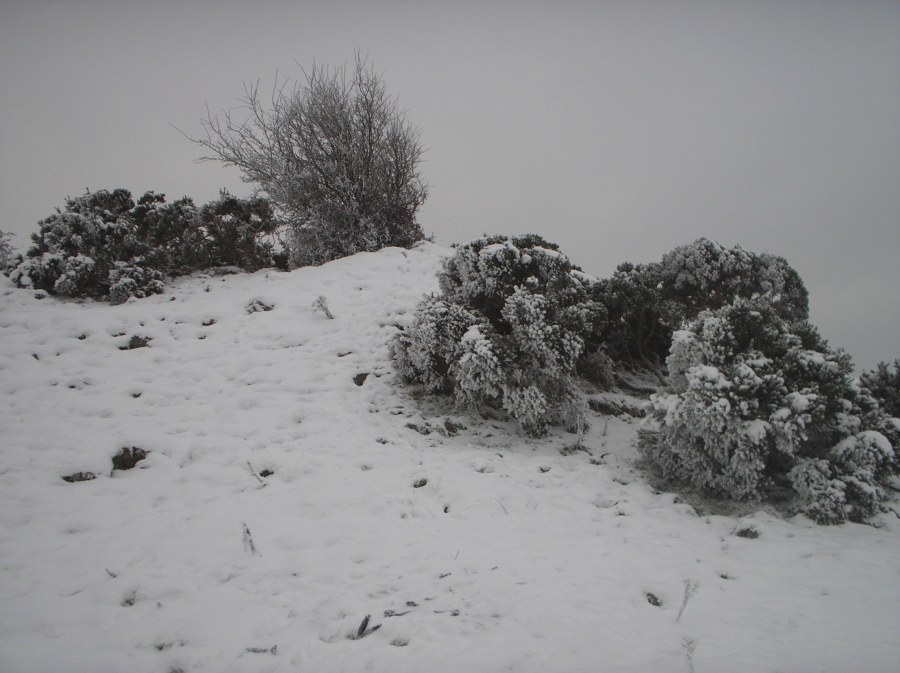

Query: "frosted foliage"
left=0, top=230, right=17, bottom=269
left=10, top=253, right=59, bottom=290
left=195, top=56, right=426, bottom=267
left=860, top=360, right=900, bottom=419
left=576, top=346, right=617, bottom=389
left=108, top=263, right=165, bottom=306
left=791, top=431, right=894, bottom=523
left=502, top=385, right=551, bottom=436
left=52, top=255, right=96, bottom=296
left=393, top=235, right=601, bottom=435
left=667, top=330, right=703, bottom=392
left=826, top=432, right=894, bottom=521
left=659, top=238, right=809, bottom=322
left=436, top=235, right=599, bottom=322
left=645, top=361, right=772, bottom=499
left=453, top=325, right=505, bottom=410
left=502, top=290, right=582, bottom=375
left=663, top=238, right=753, bottom=295
left=391, top=298, right=481, bottom=394
left=497, top=290, right=585, bottom=434
left=640, top=298, right=896, bottom=522
left=7, top=188, right=277, bottom=303
left=789, top=459, right=849, bottom=523
left=437, top=239, right=525, bottom=306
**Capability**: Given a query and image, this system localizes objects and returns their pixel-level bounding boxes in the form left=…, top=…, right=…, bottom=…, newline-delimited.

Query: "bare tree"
left=192, top=54, right=428, bottom=266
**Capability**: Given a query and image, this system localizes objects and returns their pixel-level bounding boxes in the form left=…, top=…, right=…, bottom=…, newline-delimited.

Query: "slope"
left=0, top=243, right=898, bottom=673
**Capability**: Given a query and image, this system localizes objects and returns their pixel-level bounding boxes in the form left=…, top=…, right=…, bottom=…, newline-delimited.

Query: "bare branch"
left=184, top=56, right=427, bottom=266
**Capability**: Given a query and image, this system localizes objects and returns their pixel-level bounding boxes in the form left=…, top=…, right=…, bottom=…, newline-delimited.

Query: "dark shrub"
left=860, top=360, right=900, bottom=419
left=8, top=188, right=278, bottom=303
left=597, top=238, right=809, bottom=372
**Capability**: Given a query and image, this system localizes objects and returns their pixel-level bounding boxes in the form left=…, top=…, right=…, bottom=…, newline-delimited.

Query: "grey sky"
left=1, top=0, right=898, bottom=371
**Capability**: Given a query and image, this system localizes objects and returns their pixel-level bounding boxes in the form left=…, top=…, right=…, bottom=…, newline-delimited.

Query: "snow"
left=530, top=246, right=564, bottom=259
left=786, top=391, right=817, bottom=413
left=478, top=242, right=515, bottom=258
left=2, top=242, right=899, bottom=672
left=569, top=269, right=596, bottom=285
left=741, top=419, right=770, bottom=443
left=460, top=325, right=484, bottom=343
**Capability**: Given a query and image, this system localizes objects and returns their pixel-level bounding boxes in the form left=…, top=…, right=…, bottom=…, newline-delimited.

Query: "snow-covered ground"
left=1, top=243, right=898, bottom=673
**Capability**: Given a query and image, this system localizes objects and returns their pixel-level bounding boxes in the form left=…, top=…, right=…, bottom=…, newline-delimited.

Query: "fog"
left=2, top=0, right=897, bottom=369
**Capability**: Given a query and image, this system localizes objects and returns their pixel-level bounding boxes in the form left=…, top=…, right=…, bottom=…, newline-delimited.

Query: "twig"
left=352, top=614, right=381, bottom=639
left=313, top=295, right=334, bottom=319
left=675, top=579, right=699, bottom=622
left=682, top=638, right=697, bottom=673
left=242, top=522, right=257, bottom=555
left=247, top=461, right=264, bottom=484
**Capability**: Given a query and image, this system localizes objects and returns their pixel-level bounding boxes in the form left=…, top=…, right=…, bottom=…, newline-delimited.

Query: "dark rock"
left=119, top=335, right=150, bottom=351
left=62, top=471, right=96, bottom=483
left=112, top=447, right=148, bottom=471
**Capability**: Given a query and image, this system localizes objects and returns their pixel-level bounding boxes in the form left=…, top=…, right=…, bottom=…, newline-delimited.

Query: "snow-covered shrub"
left=132, top=190, right=277, bottom=273
left=392, top=235, right=605, bottom=435
left=639, top=298, right=896, bottom=523
left=7, top=188, right=278, bottom=302
left=130, top=192, right=204, bottom=272
left=595, top=260, right=675, bottom=370
left=0, top=229, right=17, bottom=271
left=196, top=191, right=277, bottom=271
left=659, top=238, right=809, bottom=323
left=576, top=345, right=618, bottom=389
left=8, top=189, right=164, bottom=300
left=596, top=238, right=809, bottom=372
left=290, top=205, right=423, bottom=268
left=860, top=360, right=900, bottom=419
left=108, top=262, right=165, bottom=305
left=391, top=298, right=483, bottom=394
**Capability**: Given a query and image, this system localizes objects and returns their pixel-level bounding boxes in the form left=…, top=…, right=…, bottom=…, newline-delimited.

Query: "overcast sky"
left=1, top=0, right=898, bottom=371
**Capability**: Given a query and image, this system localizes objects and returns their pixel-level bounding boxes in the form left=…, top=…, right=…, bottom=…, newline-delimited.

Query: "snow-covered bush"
left=396, top=293, right=585, bottom=437
left=130, top=191, right=204, bottom=272
left=659, top=238, right=809, bottom=323
left=196, top=191, right=277, bottom=271
left=0, top=229, right=17, bottom=271
left=596, top=238, right=809, bottom=371
left=860, top=360, right=900, bottom=419
left=10, top=189, right=144, bottom=299
left=392, top=235, right=604, bottom=435
left=576, top=345, right=618, bottom=389
left=391, top=298, right=483, bottom=395
left=639, top=298, right=896, bottom=523
left=7, top=188, right=278, bottom=302
left=595, top=260, right=674, bottom=370
left=108, top=262, right=165, bottom=306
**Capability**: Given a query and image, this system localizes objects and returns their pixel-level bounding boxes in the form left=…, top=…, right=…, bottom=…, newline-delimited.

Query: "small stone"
left=112, top=447, right=148, bottom=471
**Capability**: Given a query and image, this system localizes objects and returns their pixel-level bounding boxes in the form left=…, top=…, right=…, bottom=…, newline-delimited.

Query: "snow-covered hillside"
left=1, top=243, right=898, bottom=673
